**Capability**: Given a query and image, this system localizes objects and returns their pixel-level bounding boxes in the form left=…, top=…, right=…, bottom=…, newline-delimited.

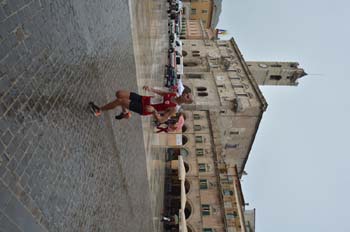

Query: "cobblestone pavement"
left=0, top=0, right=167, bottom=231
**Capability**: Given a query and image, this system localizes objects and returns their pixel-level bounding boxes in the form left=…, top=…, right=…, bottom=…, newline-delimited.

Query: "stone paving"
left=0, top=0, right=167, bottom=231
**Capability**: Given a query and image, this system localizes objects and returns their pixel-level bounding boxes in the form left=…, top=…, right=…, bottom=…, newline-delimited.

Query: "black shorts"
left=129, top=92, right=143, bottom=115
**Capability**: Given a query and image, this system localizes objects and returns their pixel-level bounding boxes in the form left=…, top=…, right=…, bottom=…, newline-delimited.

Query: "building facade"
left=187, top=0, right=222, bottom=29
left=163, top=37, right=306, bottom=231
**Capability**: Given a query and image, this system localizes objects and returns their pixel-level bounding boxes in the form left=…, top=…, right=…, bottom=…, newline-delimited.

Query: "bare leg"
left=99, top=98, right=130, bottom=112
left=116, top=90, right=131, bottom=113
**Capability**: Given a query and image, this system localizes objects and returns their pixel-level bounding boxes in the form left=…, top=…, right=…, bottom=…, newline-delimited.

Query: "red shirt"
left=142, top=93, right=178, bottom=115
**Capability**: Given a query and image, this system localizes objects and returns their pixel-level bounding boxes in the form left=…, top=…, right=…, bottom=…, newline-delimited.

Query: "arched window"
left=180, top=148, right=189, bottom=157
left=182, top=135, right=188, bottom=145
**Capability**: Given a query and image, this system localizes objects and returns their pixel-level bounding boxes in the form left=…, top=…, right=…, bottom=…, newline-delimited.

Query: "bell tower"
left=246, top=61, right=307, bottom=86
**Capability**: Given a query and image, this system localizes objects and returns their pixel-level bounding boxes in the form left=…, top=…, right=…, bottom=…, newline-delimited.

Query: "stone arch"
left=185, top=201, right=192, bottom=219
left=184, top=161, right=189, bottom=173
left=182, top=135, right=188, bottom=145
left=180, top=148, right=189, bottom=157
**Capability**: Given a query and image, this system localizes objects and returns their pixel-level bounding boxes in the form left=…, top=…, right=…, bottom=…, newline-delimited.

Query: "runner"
left=89, top=86, right=192, bottom=123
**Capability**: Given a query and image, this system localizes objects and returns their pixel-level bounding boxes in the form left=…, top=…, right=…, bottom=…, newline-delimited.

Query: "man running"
left=89, top=86, right=192, bottom=123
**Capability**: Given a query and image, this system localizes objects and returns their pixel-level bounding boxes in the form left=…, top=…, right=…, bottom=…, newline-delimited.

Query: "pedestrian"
left=89, top=86, right=192, bottom=123
left=161, top=214, right=179, bottom=225
left=156, top=112, right=186, bottom=133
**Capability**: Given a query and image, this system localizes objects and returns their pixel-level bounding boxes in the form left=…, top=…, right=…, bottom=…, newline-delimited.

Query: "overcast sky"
left=217, top=0, right=350, bottom=231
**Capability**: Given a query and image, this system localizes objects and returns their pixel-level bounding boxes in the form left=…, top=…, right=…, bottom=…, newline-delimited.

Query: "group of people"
left=89, top=81, right=192, bottom=132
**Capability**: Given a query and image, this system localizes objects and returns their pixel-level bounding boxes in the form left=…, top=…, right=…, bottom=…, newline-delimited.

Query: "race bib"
left=150, top=95, right=164, bottom=105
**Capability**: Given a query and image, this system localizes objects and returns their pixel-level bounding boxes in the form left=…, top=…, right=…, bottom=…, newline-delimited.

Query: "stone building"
left=163, top=37, right=306, bottom=232
left=184, top=0, right=222, bottom=29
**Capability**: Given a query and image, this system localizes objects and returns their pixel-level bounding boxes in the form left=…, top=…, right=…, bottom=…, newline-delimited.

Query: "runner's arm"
left=143, top=86, right=168, bottom=96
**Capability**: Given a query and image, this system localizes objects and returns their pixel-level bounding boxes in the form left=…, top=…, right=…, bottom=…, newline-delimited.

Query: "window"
left=226, top=212, right=237, bottom=219
left=270, top=75, right=282, bottom=80
left=193, top=114, right=200, bottom=120
left=194, top=125, right=202, bottom=131
left=203, top=229, right=213, bottom=232
left=223, top=189, right=233, bottom=196
left=199, top=179, right=208, bottom=189
left=271, top=64, right=282, bottom=67
left=225, top=144, right=238, bottom=149
left=202, top=9, right=208, bottom=14
left=198, top=92, right=208, bottom=97
left=195, top=136, right=203, bottom=143
left=230, top=130, right=239, bottom=135
left=202, top=20, right=207, bottom=25
left=180, top=148, right=189, bottom=157
left=191, top=8, right=197, bottom=14
left=236, top=93, right=248, bottom=97
left=221, top=177, right=233, bottom=185
left=198, top=163, right=206, bottom=172
left=232, top=84, right=244, bottom=88
left=196, top=148, right=204, bottom=156
left=201, top=204, right=211, bottom=215
left=197, top=87, right=207, bottom=91
left=184, top=62, right=198, bottom=67
left=188, top=74, right=202, bottom=79
left=192, top=50, right=200, bottom=57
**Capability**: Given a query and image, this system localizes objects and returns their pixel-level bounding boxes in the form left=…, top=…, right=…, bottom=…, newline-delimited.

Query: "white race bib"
left=150, top=95, right=164, bottom=105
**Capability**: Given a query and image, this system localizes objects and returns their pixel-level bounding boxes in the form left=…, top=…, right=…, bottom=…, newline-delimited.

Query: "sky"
left=217, top=0, right=350, bottom=231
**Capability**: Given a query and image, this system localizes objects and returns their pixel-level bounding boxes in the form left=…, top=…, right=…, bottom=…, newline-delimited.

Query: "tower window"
left=271, top=64, right=282, bottom=67
left=270, top=75, right=282, bottom=80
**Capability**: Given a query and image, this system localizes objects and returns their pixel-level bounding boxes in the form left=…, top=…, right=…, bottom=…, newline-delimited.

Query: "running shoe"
left=89, top=102, right=101, bottom=117
left=115, top=111, right=131, bottom=120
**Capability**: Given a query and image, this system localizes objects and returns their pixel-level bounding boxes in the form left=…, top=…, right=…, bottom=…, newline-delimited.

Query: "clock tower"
left=246, top=61, right=307, bottom=86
